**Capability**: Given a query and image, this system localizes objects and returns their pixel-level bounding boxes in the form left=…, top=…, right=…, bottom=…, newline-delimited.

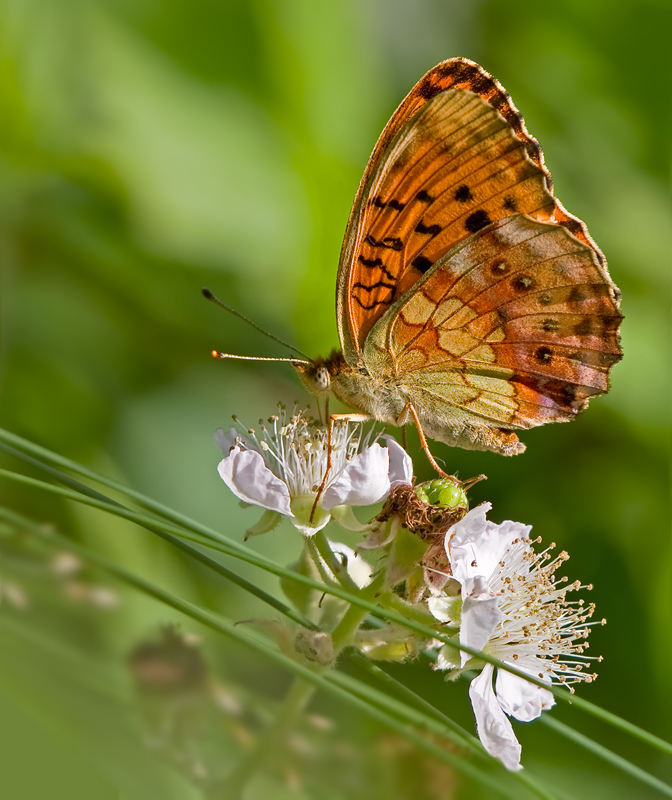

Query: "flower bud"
left=294, top=629, right=335, bottom=668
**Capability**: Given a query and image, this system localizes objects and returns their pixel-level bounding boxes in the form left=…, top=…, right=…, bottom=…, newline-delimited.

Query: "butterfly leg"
left=310, top=412, right=371, bottom=522
left=398, top=402, right=460, bottom=485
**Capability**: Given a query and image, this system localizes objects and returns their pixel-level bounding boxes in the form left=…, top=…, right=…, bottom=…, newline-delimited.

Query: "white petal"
left=449, top=505, right=532, bottom=585
left=460, top=575, right=502, bottom=667
left=448, top=502, right=492, bottom=547
left=484, top=519, right=533, bottom=577
left=446, top=503, right=491, bottom=584
left=322, top=443, right=390, bottom=510
left=215, top=426, right=257, bottom=455
left=469, top=664, right=522, bottom=771
left=496, top=662, right=555, bottom=722
left=215, top=427, right=239, bottom=454
left=383, top=435, right=413, bottom=486
left=218, top=447, right=293, bottom=516
left=328, top=541, right=373, bottom=588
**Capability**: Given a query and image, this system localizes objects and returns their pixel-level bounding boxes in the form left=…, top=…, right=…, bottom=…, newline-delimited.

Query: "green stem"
left=378, top=589, right=441, bottom=626
left=540, top=715, right=672, bottom=799
left=331, top=574, right=385, bottom=651
left=304, top=535, right=339, bottom=588
left=311, top=530, right=361, bottom=594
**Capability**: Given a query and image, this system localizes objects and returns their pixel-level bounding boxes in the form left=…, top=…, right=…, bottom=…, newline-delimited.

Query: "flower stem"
left=331, top=574, right=385, bottom=651
left=311, top=530, right=361, bottom=594
left=212, top=676, right=316, bottom=799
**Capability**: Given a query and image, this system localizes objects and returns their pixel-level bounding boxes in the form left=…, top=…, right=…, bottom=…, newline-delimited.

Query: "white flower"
left=429, top=503, right=601, bottom=771
left=216, top=407, right=411, bottom=536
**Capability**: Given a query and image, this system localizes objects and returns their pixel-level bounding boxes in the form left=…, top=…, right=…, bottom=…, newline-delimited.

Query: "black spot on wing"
left=574, top=318, right=592, bottom=336
left=351, top=279, right=396, bottom=310
left=371, top=195, right=406, bottom=211
left=412, top=255, right=433, bottom=273
left=541, top=318, right=560, bottom=333
left=568, top=287, right=586, bottom=304
left=454, top=184, right=473, bottom=203
left=358, top=255, right=395, bottom=281
left=561, top=218, right=583, bottom=236
left=353, top=280, right=395, bottom=294
left=469, top=72, right=497, bottom=95
left=535, top=346, right=553, bottom=364
left=365, top=235, right=404, bottom=251
left=415, top=221, right=442, bottom=236
left=416, top=190, right=434, bottom=204
left=511, top=274, right=535, bottom=292
left=351, top=293, right=395, bottom=310
left=464, top=210, right=492, bottom=233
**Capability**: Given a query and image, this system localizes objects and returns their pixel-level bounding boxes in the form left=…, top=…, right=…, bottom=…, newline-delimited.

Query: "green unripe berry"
left=415, top=478, right=467, bottom=509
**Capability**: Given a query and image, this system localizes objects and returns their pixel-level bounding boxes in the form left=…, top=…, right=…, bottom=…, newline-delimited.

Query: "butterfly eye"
left=315, top=366, right=331, bottom=391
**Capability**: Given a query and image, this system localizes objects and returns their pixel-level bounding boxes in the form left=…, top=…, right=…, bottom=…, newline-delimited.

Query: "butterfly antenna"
left=202, top=287, right=312, bottom=361
left=211, top=351, right=311, bottom=365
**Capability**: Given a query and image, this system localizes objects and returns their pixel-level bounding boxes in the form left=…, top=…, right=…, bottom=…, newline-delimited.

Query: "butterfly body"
left=294, top=59, right=622, bottom=458
left=295, top=352, right=525, bottom=455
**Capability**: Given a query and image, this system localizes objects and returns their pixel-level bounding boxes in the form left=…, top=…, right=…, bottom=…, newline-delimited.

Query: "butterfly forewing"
left=337, top=58, right=611, bottom=363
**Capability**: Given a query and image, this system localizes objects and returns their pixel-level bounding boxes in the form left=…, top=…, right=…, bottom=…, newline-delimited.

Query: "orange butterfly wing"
left=367, top=215, right=621, bottom=431
left=337, top=58, right=616, bottom=365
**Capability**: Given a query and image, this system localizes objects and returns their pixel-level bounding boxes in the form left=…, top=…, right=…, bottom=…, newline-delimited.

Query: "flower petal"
left=478, top=519, right=533, bottom=579
left=448, top=504, right=532, bottom=585
left=215, top=427, right=240, bottom=454
left=218, top=447, right=293, bottom=516
left=384, top=435, right=413, bottom=486
left=469, top=664, right=522, bottom=771
left=496, top=662, right=555, bottom=722
left=446, top=503, right=490, bottom=584
left=328, top=541, right=373, bottom=588
left=460, top=575, right=503, bottom=666
left=322, top=443, right=390, bottom=510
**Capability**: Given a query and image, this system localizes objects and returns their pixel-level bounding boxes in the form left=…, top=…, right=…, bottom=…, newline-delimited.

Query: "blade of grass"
left=0, top=463, right=314, bottom=629
left=2, top=506, right=531, bottom=799
left=4, top=487, right=671, bottom=797
left=2, top=439, right=671, bottom=761
left=330, top=668, right=555, bottom=800
left=540, top=715, right=672, bottom=798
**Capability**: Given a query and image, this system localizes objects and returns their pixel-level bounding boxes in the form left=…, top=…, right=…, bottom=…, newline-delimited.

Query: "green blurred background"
left=0, top=0, right=670, bottom=797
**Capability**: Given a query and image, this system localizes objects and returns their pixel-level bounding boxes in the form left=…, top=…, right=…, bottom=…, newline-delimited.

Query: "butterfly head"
left=292, top=350, right=347, bottom=400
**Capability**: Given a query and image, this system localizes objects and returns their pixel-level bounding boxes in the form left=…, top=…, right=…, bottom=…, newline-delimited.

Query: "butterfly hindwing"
left=363, top=215, right=621, bottom=433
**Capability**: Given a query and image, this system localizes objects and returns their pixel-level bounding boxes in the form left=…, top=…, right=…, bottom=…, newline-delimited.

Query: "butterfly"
left=246, top=59, right=623, bottom=472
